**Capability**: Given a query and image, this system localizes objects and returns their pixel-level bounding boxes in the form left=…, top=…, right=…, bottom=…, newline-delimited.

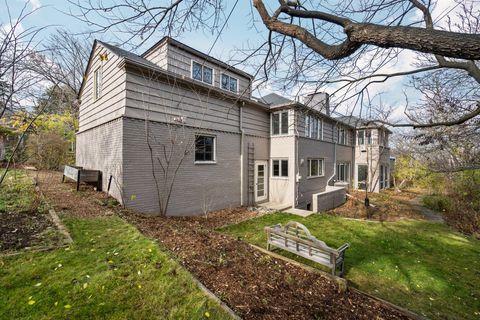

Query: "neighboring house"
left=76, top=37, right=390, bottom=216
left=336, top=116, right=392, bottom=193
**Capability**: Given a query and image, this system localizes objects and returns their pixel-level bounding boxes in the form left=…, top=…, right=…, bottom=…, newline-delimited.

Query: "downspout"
left=351, top=130, right=355, bottom=190
left=327, top=121, right=338, bottom=186
left=239, top=102, right=245, bottom=206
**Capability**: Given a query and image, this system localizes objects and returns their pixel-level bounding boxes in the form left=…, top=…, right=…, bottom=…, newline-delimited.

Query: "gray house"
left=76, top=37, right=390, bottom=216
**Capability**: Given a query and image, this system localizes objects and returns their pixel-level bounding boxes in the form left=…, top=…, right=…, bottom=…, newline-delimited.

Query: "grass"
left=0, top=169, right=37, bottom=213
left=0, top=172, right=231, bottom=320
left=220, top=213, right=480, bottom=319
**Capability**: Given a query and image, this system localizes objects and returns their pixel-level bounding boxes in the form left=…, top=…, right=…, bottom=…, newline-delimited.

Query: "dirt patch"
left=329, top=190, right=424, bottom=221
left=36, top=171, right=412, bottom=319
left=0, top=210, right=59, bottom=252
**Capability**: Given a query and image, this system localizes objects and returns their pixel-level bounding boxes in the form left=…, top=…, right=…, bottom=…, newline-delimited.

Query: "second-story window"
left=337, top=127, right=348, bottom=145
left=358, top=129, right=372, bottom=145
left=221, top=74, right=238, bottom=92
left=272, top=111, right=289, bottom=135
left=192, top=61, right=213, bottom=85
left=93, top=67, right=102, bottom=100
left=305, top=115, right=323, bottom=139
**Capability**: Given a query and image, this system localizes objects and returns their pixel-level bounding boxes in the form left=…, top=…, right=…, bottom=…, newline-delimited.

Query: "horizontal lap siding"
left=122, top=118, right=241, bottom=216
left=124, top=72, right=244, bottom=132
left=75, top=119, right=123, bottom=202
left=297, top=138, right=334, bottom=209
left=242, top=104, right=270, bottom=137
left=79, top=44, right=126, bottom=132
left=143, top=42, right=168, bottom=69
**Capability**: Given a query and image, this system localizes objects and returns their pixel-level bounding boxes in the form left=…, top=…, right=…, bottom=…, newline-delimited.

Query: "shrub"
left=422, top=195, right=453, bottom=212
left=25, top=132, right=69, bottom=170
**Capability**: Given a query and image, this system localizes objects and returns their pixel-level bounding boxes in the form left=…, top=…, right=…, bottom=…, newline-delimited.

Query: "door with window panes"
left=254, top=161, right=268, bottom=202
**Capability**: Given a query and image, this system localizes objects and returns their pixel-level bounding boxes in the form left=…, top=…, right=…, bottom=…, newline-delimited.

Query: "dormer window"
left=221, top=74, right=238, bottom=93
left=192, top=61, right=213, bottom=85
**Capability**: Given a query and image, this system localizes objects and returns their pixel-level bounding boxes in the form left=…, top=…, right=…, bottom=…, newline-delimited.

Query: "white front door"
left=254, top=161, right=268, bottom=202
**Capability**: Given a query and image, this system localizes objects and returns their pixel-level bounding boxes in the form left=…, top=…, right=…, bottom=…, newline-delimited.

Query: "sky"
left=0, top=0, right=465, bottom=122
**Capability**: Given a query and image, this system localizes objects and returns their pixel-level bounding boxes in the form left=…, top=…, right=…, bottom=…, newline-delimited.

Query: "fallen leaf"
left=205, top=311, right=210, bottom=318
left=34, top=283, right=42, bottom=287
left=64, top=304, right=72, bottom=309
left=83, top=283, right=88, bottom=289
left=28, top=300, right=35, bottom=305
left=54, top=302, right=58, bottom=306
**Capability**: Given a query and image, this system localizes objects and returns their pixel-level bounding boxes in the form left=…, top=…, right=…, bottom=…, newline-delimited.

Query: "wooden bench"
left=264, top=221, right=350, bottom=277
left=62, top=165, right=102, bottom=191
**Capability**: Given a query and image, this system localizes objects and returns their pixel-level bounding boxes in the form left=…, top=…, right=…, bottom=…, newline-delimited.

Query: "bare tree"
left=70, top=0, right=479, bottom=129
left=0, top=1, right=47, bottom=119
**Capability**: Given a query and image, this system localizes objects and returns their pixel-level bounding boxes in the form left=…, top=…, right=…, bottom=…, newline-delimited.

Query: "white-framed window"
left=358, top=129, right=372, bottom=145
left=194, top=134, right=216, bottom=163
left=191, top=61, right=213, bottom=85
left=272, top=159, right=288, bottom=177
left=93, top=67, right=102, bottom=100
left=337, top=127, right=347, bottom=145
left=304, top=115, right=323, bottom=139
left=336, top=162, right=350, bottom=182
left=307, top=158, right=324, bottom=177
left=357, top=130, right=365, bottom=145
left=220, top=73, right=238, bottom=93
left=271, top=111, right=289, bottom=136
left=380, top=165, right=389, bottom=189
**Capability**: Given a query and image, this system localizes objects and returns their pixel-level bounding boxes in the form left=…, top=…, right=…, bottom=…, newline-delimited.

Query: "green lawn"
left=0, top=171, right=230, bottom=320
left=220, top=213, right=480, bottom=319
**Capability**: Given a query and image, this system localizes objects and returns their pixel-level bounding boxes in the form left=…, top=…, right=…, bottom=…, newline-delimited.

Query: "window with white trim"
left=379, top=165, right=389, bottom=189
left=93, top=67, right=102, bottom=100
left=221, top=73, right=238, bottom=92
left=307, top=158, right=324, bottom=177
left=271, top=111, right=289, bottom=135
left=337, top=127, right=346, bottom=145
left=336, top=162, right=350, bottom=182
left=358, top=129, right=372, bottom=145
left=272, top=159, right=288, bottom=177
left=305, top=115, right=323, bottom=139
left=195, top=135, right=215, bottom=162
left=192, top=61, right=213, bottom=85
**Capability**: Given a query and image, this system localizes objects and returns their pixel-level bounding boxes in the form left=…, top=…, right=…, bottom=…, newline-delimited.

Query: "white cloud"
left=29, top=0, right=41, bottom=11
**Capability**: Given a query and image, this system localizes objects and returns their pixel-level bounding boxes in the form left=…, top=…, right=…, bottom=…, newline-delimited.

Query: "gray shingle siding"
left=76, top=118, right=124, bottom=202
left=122, top=118, right=242, bottom=215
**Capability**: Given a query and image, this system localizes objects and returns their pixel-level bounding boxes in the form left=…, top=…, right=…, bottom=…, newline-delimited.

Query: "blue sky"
left=1, top=0, right=461, bottom=121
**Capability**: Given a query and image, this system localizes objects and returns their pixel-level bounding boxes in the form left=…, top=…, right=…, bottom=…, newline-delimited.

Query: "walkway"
left=410, top=196, right=444, bottom=223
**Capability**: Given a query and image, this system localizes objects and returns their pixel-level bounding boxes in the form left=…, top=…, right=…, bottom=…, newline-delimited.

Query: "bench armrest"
left=336, top=243, right=350, bottom=254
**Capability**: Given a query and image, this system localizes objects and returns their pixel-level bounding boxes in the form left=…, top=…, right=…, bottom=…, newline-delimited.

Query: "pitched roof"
left=97, top=40, right=159, bottom=70
left=258, top=93, right=294, bottom=107
left=335, top=115, right=393, bottom=133
left=141, top=37, right=254, bottom=79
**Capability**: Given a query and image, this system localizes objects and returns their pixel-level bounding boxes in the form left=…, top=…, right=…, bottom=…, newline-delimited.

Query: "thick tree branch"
left=374, top=102, right=480, bottom=129
left=253, top=0, right=480, bottom=61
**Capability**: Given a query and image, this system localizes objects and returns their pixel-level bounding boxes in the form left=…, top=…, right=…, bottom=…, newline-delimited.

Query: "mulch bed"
left=36, top=171, right=412, bottom=320
left=329, top=190, right=424, bottom=221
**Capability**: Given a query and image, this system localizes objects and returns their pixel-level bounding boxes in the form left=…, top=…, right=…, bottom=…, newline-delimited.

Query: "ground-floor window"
left=357, top=164, right=368, bottom=190
left=272, top=159, right=288, bottom=177
left=307, top=158, right=324, bottom=177
left=195, top=135, right=215, bottom=163
left=336, top=162, right=350, bottom=182
left=380, top=165, right=389, bottom=189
